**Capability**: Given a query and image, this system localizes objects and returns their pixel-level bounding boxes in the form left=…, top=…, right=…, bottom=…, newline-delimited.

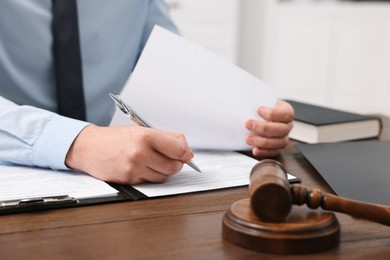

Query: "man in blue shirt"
left=0, top=0, right=294, bottom=184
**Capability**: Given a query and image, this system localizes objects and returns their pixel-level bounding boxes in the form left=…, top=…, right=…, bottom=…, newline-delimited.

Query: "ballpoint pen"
left=109, top=93, right=202, bottom=173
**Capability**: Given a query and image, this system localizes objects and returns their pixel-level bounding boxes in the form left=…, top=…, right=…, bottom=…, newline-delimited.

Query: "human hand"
left=65, top=125, right=194, bottom=185
left=245, top=100, right=294, bottom=157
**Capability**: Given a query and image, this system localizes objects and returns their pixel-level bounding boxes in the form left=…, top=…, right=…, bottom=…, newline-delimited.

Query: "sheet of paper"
left=121, top=25, right=278, bottom=150
left=0, top=166, right=118, bottom=201
left=133, top=151, right=298, bottom=197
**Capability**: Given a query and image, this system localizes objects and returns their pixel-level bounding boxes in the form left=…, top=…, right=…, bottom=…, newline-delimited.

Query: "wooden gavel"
left=250, top=159, right=390, bottom=225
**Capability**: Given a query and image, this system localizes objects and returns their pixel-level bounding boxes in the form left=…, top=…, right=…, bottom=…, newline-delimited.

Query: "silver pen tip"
left=188, top=161, right=202, bottom=173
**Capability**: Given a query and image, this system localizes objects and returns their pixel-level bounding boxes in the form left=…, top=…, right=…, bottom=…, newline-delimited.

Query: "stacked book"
left=286, top=100, right=382, bottom=144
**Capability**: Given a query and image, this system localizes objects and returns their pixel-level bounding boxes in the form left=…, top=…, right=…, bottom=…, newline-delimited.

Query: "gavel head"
left=249, top=159, right=292, bottom=222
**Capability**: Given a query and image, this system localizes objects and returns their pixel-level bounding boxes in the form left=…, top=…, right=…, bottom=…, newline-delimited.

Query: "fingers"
left=135, top=166, right=179, bottom=184
left=121, top=166, right=174, bottom=185
left=122, top=128, right=192, bottom=182
left=245, top=100, right=294, bottom=138
left=106, top=153, right=183, bottom=185
left=148, top=129, right=194, bottom=163
left=259, top=100, right=295, bottom=123
left=245, top=120, right=293, bottom=138
left=141, top=148, right=185, bottom=176
left=245, top=135, right=289, bottom=152
left=244, top=100, right=295, bottom=157
left=251, top=147, right=282, bottom=158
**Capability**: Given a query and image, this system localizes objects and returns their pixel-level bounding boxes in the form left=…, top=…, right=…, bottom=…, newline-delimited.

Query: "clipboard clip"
left=0, top=195, right=78, bottom=209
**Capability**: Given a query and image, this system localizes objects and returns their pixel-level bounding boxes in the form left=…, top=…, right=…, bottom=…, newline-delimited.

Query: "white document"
left=133, top=151, right=298, bottom=197
left=121, top=25, right=278, bottom=150
left=0, top=166, right=118, bottom=201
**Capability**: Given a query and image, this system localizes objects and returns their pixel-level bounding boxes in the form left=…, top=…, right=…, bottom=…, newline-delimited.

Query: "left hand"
left=245, top=100, right=294, bottom=157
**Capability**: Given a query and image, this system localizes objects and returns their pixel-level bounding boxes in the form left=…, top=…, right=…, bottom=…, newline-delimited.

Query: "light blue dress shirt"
left=0, top=0, right=178, bottom=170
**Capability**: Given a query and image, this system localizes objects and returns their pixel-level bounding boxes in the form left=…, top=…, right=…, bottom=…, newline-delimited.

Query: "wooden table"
left=1, top=118, right=390, bottom=260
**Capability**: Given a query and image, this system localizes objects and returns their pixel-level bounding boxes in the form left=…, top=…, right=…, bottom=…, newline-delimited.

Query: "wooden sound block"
left=222, top=198, right=340, bottom=254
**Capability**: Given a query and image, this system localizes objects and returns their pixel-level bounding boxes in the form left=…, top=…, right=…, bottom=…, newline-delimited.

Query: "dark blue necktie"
left=52, top=0, right=86, bottom=121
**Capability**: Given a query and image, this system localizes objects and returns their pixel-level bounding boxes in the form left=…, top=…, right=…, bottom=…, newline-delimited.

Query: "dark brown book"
left=285, top=100, right=382, bottom=143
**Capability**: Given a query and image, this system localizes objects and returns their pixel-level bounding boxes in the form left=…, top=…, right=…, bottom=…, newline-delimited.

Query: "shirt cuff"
left=32, top=115, right=90, bottom=170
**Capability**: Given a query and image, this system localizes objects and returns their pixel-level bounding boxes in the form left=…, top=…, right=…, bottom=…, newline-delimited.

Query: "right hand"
left=65, top=125, right=194, bottom=185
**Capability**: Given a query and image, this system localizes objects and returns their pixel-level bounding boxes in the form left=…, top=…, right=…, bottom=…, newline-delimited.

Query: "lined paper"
left=0, top=166, right=118, bottom=201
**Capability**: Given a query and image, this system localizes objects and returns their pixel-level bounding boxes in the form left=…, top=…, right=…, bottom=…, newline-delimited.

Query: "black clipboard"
left=0, top=183, right=149, bottom=215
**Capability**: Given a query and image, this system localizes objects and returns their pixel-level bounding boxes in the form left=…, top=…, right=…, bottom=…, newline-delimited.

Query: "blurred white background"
left=167, top=0, right=390, bottom=116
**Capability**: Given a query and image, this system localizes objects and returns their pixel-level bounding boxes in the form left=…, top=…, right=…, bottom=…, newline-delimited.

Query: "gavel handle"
left=291, top=184, right=390, bottom=226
